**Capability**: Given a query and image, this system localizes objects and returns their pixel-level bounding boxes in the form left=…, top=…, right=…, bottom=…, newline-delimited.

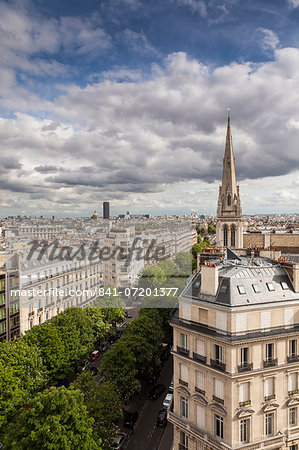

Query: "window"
left=215, top=345, right=223, bottom=363
left=289, top=373, right=297, bottom=393
left=196, top=339, right=205, bottom=356
left=197, top=405, right=205, bottom=429
left=240, top=419, right=249, bottom=442
left=285, top=309, right=294, bottom=326
left=266, top=343, right=274, bottom=361
left=181, top=303, right=192, bottom=321
left=180, top=364, right=188, bottom=385
left=261, top=311, right=271, bottom=330
left=215, top=379, right=224, bottom=401
left=241, top=347, right=249, bottom=365
left=266, top=282, right=275, bottom=292
left=289, top=407, right=297, bottom=426
left=194, top=280, right=200, bottom=288
left=215, top=415, right=224, bottom=439
left=227, top=194, right=231, bottom=206
left=196, top=371, right=205, bottom=393
left=231, top=225, right=236, bottom=247
left=290, top=445, right=298, bottom=450
left=223, top=225, right=228, bottom=247
left=252, top=284, right=261, bottom=293
left=237, top=285, right=246, bottom=294
left=265, top=413, right=274, bottom=436
left=180, top=333, right=188, bottom=350
left=216, top=312, right=227, bottom=332
left=180, top=396, right=188, bottom=418
left=220, top=284, right=228, bottom=294
left=198, top=308, right=208, bottom=324
left=289, top=340, right=297, bottom=357
left=236, top=314, right=247, bottom=333
left=239, top=382, right=250, bottom=404
left=265, top=377, right=274, bottom=399
left=180, top=431, right=188, bottom=449
left=281, top=281, right=289, bottom=290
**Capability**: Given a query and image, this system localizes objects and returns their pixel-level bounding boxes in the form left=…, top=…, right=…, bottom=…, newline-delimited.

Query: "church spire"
left=216, top=112, right=243, bottom=248
left=221, top=112, right=238, bottom=201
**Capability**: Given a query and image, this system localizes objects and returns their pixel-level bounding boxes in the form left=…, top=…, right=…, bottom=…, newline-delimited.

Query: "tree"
left=101, top=342, right=140, bottom=402
left=197, top=235, right=202, bottom=244
left=84, top=308, right=111, bottom=338
left=52, top=308, right=95, bottom=366
left=138, top=265, right=166, bottom=290
left=208, top=224, right=216, bottom=234
left=3, top=386, right=100, bottom=450
left=192, top=244, right=203, bottom=259
left=0, top=339, right=46, bottom=395
left=24, top=322, right=70, bottom=382
left=72, top=374, right=122, bottom=450
left=0, top=360, right=25, bottom=434
left=175, top=252, right=192, bottom=276
left=93, top=286, right=125, bottom=326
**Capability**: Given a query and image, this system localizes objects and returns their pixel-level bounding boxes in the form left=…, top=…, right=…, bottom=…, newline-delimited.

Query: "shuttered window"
left=239, top=382, right=249, bottom=402
left=265, top=378, right=274, bottom=396
left=215, top=379, right=224, bottom=399
left=196, top=371, right=205, bottom=391
left=285, top=308, right=294, bottom=326
left=197, top=339, right=205, bottom=356
left=236, top=314, right=247, bottom=333
left=216, top=312, right=227, bottom=332
left=197, top=405, right=205, bottom=429
left=181, top=302, right=192, bottom=321
left=289, top=373, right=297, bottom=392
left=180, top=364, right=188, bottom=383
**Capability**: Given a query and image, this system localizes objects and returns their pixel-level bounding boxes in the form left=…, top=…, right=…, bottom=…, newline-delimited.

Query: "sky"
left=1, top=0, right=299, bottom=217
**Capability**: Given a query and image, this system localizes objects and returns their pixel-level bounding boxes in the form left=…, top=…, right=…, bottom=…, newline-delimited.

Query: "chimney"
left=201, top=264, right=219, bottom=296
left=283, top=261, right=299, bottom=293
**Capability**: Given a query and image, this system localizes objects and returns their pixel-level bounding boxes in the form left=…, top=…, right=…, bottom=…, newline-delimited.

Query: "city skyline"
left=1, top=0, right=299, bottom=217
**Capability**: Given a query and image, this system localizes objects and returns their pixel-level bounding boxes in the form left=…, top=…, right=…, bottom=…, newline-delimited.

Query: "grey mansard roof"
left=182, top=253, right=298, bottom=309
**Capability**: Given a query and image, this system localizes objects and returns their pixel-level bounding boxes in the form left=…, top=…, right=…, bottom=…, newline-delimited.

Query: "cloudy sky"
left=1, top=0, right=299, bottom=217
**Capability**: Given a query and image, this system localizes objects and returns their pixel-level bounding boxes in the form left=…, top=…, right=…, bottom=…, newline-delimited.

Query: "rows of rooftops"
left=183, top=249, right=299, bottom=308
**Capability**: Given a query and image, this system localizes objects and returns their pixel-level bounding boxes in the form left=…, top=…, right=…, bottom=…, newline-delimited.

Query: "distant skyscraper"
left=103, top=202, right=110, bottom=219
left=216, top=114, right=243, bottom=248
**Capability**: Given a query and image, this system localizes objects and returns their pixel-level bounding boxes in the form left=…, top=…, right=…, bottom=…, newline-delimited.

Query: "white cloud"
left=288, top=0, right=299, bottom=8
left=259, top=28, right=280, bottom=52
left=1, top=44, right=299, bottom=214
left=175, top=0, right=207, bottom=16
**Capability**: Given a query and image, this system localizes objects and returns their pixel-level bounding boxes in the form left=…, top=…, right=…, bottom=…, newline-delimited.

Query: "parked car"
left=123, top=410, right=139, bottom=428
left=168, top=377, right=174, bottom=393
left=77, top=360, right=90, bottom=372
left=125, top=311, right=133, bottom=318
left=89, top=350, right=100, bottom=361
left=99, top=342, right=109, bottom=352
left=89, top=367, right=99, bottom=376
left=156, top=409, right=167, bottom=426
left=149, top=384, right=166, bottom=400
left=111, top=432, right=128, bottom=449
left=162, top=393, right=173, bottom=410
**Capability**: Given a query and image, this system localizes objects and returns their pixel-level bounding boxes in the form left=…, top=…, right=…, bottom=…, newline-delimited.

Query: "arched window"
left=227, top=194, right=231, bottom=206
left=223, top=225, right=228, bottom=247
left=231, top=225, right=236, bottom=247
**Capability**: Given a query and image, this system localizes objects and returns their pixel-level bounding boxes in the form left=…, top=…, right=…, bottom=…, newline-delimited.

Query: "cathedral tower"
left=216, top=114, right=243, bottom=248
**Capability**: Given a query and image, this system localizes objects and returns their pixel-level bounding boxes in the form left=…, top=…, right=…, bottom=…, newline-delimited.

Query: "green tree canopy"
left=3, top=386, right=100, bottom=450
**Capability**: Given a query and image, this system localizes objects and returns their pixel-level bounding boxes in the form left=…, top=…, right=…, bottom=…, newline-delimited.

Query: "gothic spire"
left=221, top=113, right=237, bottom=199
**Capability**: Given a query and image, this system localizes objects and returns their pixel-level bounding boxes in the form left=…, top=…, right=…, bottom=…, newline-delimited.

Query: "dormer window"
left=252, top=284, right=261, bottom=293
left=266, top=282, right=275, bottom=292
left=281, top=281, right=289, bottom=290
left=237, top=285, right=246, bottom=295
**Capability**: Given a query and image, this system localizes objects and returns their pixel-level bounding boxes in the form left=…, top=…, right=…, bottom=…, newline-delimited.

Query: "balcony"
left=195, top=387, right=205, bottom=396
left=288, top=389, right=299, bottom=396
left=210, top=359, right=226, bottom=372
left=238, top=362, right=253, bottom=373
left=263, top=358, right=278, bottom=368
left=288, top=355, right=299, bottom=363
left=239, top=400, right=251, bottom=407
left=179, top=379, right=188, bottom=387
left=193, top=352, right=207, bottom=364
left=177, top=346, right=189, bottom=357
left=264, top=394, right=275, bottom=401
left=212, top=395, right=224, bottom=405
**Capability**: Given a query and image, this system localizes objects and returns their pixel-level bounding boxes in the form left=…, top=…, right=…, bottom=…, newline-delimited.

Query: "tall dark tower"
left=103, top=202, right=110, bottom=219
left=216, top=112, right=243, bottom=248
